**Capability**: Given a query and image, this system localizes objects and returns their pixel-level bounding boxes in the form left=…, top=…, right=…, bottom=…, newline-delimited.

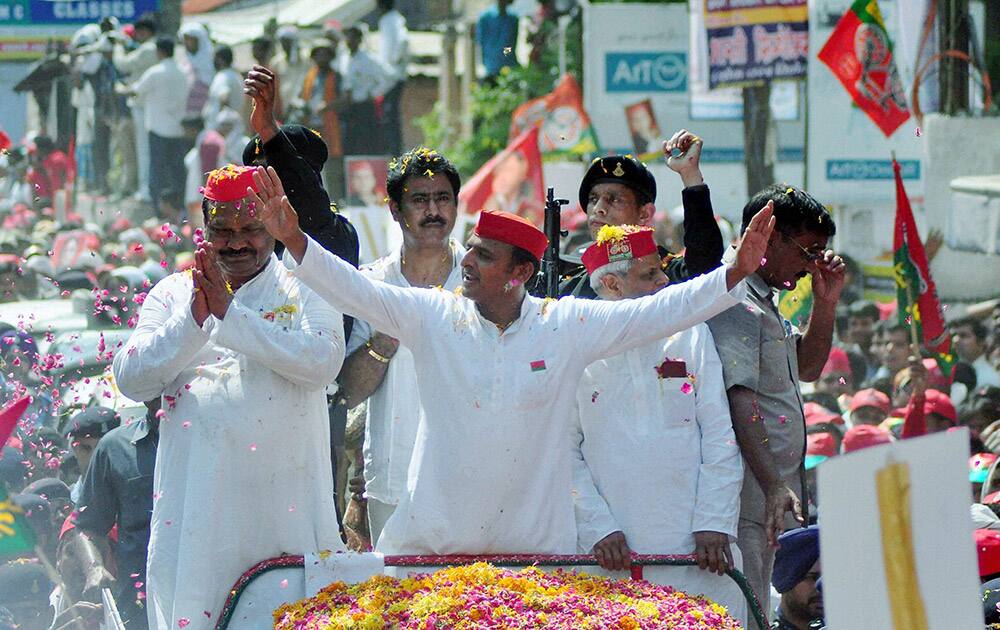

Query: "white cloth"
left=112, top=258, right=347, bottom=630
left=341, top=50, right=392, bottom=102
left=572, top=323, right=745, bottom=624
left=350, top=241, right=466, bottom=508
left=377, top=9, right=409, bottom=84
left=113, top=39, right=158, bottom=79
left=283, top=235, right=746, bottom=555
left=133, top=58, right=190, bottom=138
left=202, top=67, right=244, bottom=129
left=178, top=23, right=215, bottom=85
left=71, top=81, right=96, bottom=145
left=974, top=355, right=1000, bottom=388
left=274, top=54, right=310, bottom=111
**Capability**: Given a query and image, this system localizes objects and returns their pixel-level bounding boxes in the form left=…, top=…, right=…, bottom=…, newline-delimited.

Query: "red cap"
left=806, top=432, right=837, bottom=457
left=803, top=402, right=844, bottom=427
left=0, top=130, right=11, bottom=151
left=923, top=389, right=956, bottom=423
left=581, top=225, right=658, bottom=275
left=975, top=529, right=1000, bottom=578
left=984, top=491, right=1000, bottom=505
left=841, top=424, right=892, bottom=453
left=849, top=388, right=891, bottom=413
left=821, top=346, right=851, bottom=377
left=202, top=165, right=259, bottom=203
left=474, top=210, right=548, bottom=261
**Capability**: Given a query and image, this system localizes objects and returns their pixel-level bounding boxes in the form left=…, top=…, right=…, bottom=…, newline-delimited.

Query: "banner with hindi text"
left=703, top=0, right=809, bottom=89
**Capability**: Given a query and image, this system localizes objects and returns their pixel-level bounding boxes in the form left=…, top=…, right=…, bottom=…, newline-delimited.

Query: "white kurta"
left=284, top=236, right=746, bottom=555
left=573, top=323, right=746, bottom=624
left=112, top=257, right=346, bottom=630
left=350, top=242, right=466, bottom=508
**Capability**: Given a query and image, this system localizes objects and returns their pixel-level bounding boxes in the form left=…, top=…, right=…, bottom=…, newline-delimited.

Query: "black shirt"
left=75, top=418, right=157, bottom=626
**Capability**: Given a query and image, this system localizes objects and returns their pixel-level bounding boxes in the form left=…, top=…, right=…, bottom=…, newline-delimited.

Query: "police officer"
left=553, top=130, right=724, bottom=298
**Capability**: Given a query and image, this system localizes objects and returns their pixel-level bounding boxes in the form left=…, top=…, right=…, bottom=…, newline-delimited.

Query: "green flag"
left=0, top=483, right=36, bottom=559
left=779, top=274, right=814, bottom=330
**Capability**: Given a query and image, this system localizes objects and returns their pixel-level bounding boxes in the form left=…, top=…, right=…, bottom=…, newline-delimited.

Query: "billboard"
left=0, top=0, right=159, bottom=25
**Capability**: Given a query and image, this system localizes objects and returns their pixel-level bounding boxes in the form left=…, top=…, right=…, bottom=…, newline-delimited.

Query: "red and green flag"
left=0, top=484, right=35, bottom=559
left=779, top=274, right=814, bottom=330
left=509, top=74, right=600, bottom=158
left=892, top=159, right=954, bottom=378
left=818, top=0, right=910, bottom=137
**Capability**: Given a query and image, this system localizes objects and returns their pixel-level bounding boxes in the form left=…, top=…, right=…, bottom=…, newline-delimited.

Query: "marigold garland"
left=273, top=563, right=740, bottom=629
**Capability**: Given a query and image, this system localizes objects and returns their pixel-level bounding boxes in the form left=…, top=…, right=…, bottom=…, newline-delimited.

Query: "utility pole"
left=159, top=0, right=182, bottom=37
left=742, top=82, right=775, bottom=198
left=939, top=0, right=970, bottom=114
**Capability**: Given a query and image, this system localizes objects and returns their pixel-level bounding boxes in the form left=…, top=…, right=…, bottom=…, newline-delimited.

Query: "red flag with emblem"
left=818, top=0, right=910, bottom=137
left=458, top=126, right=545, bottom=227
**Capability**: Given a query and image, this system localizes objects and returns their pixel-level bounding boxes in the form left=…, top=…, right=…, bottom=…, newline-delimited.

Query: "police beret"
left=64, top=406, right=120, bottom=440
left=772, top=525, right=820, bottom=593
left=243, top=124, right=328, bottom=176
left=579, top=155, right=656, bottom=210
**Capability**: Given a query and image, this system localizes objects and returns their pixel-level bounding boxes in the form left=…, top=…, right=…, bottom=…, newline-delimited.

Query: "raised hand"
left=732, top=200, right=776, bottom=280
left=663, top=129, right=704, bottom=187
left=244, top=65, right=279, bottom=140
left=249, top=165, right=300, bottom=238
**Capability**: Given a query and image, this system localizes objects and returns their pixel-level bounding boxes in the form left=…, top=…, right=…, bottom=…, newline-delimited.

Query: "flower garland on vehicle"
left=273, top=563, right=739, bottom=629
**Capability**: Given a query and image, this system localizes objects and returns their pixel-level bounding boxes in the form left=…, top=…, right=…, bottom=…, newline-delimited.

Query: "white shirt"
left=202, top=67, right=245, bottom=129
left=974, top=355, right=1000, bottom=388
left=114, top=40, right=158, bottom=79
left=284, top=235, right=745, bottom=555
left=350, top=241, right=465, bottom=506
left=112, top=259, right=346, bottom=630
left=133, top=58, right=190, bottom=138
left=572, top=323, right=746, bottom=624
left=71, top=81, right=96, bottom=145
left=377, top=9, right=409, bottom=83
left=341, top=50, right=392, bottom=102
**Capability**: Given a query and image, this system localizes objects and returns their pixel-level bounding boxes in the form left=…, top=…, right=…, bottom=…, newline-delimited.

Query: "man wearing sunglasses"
left=705, top=184, right=845, bottom=629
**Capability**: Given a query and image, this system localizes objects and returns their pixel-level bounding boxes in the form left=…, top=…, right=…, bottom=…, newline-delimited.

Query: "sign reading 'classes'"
left=0, top=0, right=160, bottom=25
left=604, top=52, right=687, bottom=93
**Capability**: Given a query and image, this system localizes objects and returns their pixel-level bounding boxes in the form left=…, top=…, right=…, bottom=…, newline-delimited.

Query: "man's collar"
left=746, top=272, right=773, bottom=299
left=129, top=417, right=157, bottom=444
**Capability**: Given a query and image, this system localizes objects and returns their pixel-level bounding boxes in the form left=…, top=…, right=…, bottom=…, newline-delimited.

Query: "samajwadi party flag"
left=458, top=126, right=546, bottom=227
left=508, top=74, right=600, bottom=158
left=779, top=274, right=813, bottom=330
left=0, top=484, right=36, bottom=559
left=892, top=159, right=954, bottom=377
left=818, top=0, right=910, bottom=137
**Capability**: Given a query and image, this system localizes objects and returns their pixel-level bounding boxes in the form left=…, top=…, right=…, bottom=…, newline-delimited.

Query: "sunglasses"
left=780, top=232, right=825, bottom=262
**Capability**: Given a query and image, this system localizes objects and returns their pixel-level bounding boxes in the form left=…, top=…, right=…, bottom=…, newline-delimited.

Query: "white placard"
left=817, top=429, right=981, bottom=630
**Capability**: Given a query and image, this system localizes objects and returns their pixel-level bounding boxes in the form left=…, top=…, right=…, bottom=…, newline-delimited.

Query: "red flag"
left=892, top=159, right=954, bottom=375
left=508, top=74, right=600, bottom=157
left=458, top=126, right=545, bottom=227
left=0, top=397, right=30, bottom=450
left=818, top=0, right=910, bottom=137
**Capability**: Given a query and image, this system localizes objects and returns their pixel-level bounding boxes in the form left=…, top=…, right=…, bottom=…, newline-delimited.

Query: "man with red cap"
left=253, top=165, right=775, bottom=556
left=113, top=164, right=347, bottom=629
left=570, top=225, right=746, bottom=624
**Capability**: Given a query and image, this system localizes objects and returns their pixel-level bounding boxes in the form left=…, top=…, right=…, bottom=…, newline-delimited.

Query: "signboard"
left=0, top=0, right=159, bottom=25
left=0, top=36, right=52, bottom=60
left=582, top=2, right=806, bottom=222
left=817, top=430, right=982, bottom=629
left=703, top=0, right=809, bottom=89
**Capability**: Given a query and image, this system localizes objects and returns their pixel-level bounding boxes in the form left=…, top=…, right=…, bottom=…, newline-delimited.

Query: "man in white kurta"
left=253, top=168, right=775, bottom=556
left=572, top=225, right=745, bottom=624
left=112, top=166, right=346, bottom=629
left=337, top=149, right=466, bottom=546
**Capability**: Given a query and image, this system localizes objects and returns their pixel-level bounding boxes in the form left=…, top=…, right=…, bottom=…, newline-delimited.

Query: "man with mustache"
left=112, top=165, right=346, bottom=629
left=335, top=147, right=466, bottom=548
left=705, top=185, right=844, bottom=629
left=770, top=526, right=823, bottom=629
left=253, top=164, right=774, bottom=556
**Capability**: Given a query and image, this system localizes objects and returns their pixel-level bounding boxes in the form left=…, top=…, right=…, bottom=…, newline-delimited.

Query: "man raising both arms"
left=251, top=165, right=775, bottom=555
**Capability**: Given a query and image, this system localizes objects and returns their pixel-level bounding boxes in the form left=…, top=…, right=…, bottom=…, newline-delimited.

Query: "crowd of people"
left=0, top=10, right=999, bottom=630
